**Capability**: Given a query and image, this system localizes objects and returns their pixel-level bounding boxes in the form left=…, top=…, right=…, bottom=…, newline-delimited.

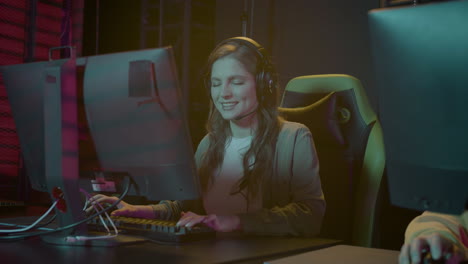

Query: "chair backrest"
left=279, top=74, right=385, bottom=247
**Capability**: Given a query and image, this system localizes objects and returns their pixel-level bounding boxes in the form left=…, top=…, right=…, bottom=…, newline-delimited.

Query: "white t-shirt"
left=203, top=136, right=262, bottom=215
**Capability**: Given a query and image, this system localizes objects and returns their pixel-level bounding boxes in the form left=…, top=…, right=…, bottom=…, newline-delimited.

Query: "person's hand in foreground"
left=399, top=232, right=465, bottom=264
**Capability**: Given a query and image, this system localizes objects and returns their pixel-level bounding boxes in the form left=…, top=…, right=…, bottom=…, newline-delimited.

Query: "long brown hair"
left=198, top=38, right=283, bottom=201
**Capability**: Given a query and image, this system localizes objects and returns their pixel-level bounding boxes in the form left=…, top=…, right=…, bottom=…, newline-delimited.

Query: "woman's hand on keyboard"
left=87, top=194, right=156, bottom=219
left=176, top=211, right=241, bottom=232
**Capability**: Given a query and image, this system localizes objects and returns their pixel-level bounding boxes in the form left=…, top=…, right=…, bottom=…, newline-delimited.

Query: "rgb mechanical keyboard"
left=88, top=215, right=216, bottom=244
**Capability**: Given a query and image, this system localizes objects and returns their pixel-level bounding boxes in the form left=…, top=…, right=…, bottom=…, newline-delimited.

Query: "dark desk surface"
left=0, top=217, right=340, bottom=264
left=265, top=245, right=400, bottom=264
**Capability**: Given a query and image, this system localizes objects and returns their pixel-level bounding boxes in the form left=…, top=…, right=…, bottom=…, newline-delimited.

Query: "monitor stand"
left=41, top=232, right=147, bottom=247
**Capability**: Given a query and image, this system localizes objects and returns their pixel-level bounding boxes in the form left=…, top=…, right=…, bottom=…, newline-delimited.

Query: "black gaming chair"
left=279, top=74, right=385, bottom=247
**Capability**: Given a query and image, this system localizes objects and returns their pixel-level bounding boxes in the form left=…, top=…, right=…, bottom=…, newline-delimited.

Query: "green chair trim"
left=352, top=121, right=386, bottom=247
left=283, top=74, right=376, bottom=127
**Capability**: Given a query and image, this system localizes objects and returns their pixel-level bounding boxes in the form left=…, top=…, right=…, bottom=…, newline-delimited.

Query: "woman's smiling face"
left=210, top=55, right=258, bottom=121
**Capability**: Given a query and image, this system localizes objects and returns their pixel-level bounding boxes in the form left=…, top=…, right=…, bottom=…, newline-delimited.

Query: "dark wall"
left=82, top=0, right=216, bottom=147
left=215, top=0, right=380, bottom=112
left=82, top=0, right=141, bottom=56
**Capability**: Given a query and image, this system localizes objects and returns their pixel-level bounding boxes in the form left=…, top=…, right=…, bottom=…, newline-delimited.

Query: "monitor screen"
left=369, top=1, right=468, bottom=214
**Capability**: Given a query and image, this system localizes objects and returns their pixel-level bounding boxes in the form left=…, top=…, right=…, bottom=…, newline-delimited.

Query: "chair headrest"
left=282, top=74, right=377, bottom=126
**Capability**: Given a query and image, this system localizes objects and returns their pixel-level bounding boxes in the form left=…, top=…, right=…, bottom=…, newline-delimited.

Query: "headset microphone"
left=234, top=108, right=257, bottom=121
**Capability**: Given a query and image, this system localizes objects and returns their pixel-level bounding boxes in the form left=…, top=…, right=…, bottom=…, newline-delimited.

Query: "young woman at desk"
left=90, top=37, right=325, bottom=237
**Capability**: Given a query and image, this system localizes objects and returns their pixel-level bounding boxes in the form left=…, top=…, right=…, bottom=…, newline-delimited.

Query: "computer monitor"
left=1, top=46, right=201, bottom=245
left=368, top=1, right=468, bottom=215
left=79, top=48, right=200, bottom=202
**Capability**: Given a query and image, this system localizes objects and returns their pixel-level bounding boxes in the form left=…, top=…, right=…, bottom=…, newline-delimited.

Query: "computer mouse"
left=422, top=252, right=445, bottom=264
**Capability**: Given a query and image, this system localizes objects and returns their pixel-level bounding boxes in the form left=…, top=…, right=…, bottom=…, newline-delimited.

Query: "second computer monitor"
left=369, top=1, right=468, bottom=214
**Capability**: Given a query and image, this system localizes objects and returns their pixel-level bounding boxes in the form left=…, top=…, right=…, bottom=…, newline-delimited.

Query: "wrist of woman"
left=133, top=205, right=158, bottom=219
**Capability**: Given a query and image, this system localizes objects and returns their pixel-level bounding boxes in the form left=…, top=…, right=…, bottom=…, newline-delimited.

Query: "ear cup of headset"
left=260, top=66, right=275, bottom=100
left=257, top=58, right=277, bottom=107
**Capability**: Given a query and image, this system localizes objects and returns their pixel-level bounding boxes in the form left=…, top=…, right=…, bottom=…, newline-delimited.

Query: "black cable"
left=0, top=211, right=57, bottom=230
left=35, top=213, right=57, bottom=228
left=0, top=175, right=132, bottom=241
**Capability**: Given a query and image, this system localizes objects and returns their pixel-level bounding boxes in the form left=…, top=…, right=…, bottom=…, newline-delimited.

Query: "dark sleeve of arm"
left=238, top=127, right=326, bottom=237
left=149, top=135, right=210, bottom=221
